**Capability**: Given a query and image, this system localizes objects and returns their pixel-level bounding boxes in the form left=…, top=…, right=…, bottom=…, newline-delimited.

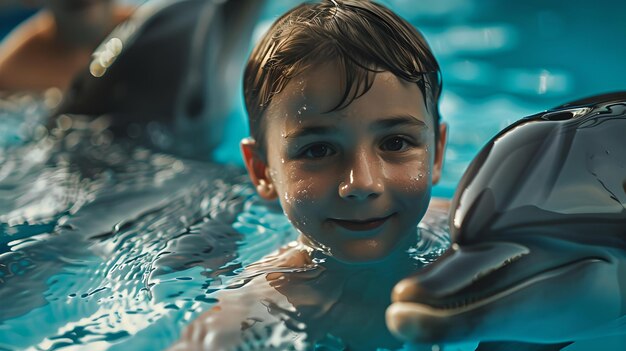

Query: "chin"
left=333, top=238, right=399, bottom=264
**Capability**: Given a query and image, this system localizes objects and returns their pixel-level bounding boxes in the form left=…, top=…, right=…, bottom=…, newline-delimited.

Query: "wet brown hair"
left=244, top=0, right=442, bottom=153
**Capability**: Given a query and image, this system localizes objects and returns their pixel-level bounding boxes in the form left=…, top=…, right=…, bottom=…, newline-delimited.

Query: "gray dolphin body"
left=54, top=0, right=263, bottom=158
left=387, top=93, right=626, bottom=347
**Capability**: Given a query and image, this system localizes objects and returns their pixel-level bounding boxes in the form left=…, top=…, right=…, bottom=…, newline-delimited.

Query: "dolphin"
left=53, top=0, right=264, bottom=158
left=386, top=92, right=626, bottom=347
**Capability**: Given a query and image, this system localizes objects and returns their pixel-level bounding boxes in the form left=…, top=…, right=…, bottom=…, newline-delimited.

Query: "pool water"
left=0, top=94, right=449, bottom=350
left=1, top=0, right=626, bottom=350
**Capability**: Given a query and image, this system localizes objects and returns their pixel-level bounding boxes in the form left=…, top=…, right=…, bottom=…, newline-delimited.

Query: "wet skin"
left=170, top=62, right=449, bottom=350
left=167, top=205, right=453, bottom=351
left=243, top=61, right=447, bottom=263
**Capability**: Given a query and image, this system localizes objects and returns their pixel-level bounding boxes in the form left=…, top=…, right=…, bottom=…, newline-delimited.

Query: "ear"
left=241, top=138, right=278, bottom=200
left=432, top=122, right=448, bottom=185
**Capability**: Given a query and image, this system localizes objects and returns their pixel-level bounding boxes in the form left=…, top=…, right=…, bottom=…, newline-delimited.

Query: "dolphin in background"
left=54, top=0, right=264, bottom=159
left=387, top=92, right=626, bottom=349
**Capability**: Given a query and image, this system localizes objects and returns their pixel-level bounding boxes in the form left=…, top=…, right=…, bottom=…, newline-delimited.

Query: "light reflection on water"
left=0, top=95, right=248, bottom=350
left=1, top=0, right=625, bottom=349
left=0, top=94, right=450, bottom=350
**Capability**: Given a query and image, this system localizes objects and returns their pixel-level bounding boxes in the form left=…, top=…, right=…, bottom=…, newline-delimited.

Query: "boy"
left=169, top=0, right=448, bottom=349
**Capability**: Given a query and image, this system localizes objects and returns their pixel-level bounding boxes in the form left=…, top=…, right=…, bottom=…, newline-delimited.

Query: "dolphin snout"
left=392, top=242, right=530, bottom=304
left=392, top=275, right=427, bottom=303
left=387, top=242, right=531, bottom=343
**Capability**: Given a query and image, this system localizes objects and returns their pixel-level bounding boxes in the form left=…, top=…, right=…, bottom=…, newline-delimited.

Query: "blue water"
left=0, top=98, right=450, bottom=350
left=1, top=0, right=626, bottom=350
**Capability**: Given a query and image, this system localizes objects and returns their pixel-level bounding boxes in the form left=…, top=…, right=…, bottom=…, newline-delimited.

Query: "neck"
left=298, top=233, right=422, bottom=279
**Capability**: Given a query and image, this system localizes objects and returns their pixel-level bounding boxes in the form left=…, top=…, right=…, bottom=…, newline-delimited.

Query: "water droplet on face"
left=269, top=169, right=278, bottom=180
left=297, top=104, right=308, bottom=116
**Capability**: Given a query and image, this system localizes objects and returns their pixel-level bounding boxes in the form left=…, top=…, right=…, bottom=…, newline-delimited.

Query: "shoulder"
left=167, top=244, right=317, bottom=350
left=167, top=249, right=314, bottom=351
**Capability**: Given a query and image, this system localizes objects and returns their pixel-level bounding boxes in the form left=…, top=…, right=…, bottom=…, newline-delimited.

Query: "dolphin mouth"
left=408, top=256, right=610, bottom=314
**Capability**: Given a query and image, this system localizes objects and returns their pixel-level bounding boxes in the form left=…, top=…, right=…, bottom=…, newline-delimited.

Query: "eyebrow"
left=283, top=115, right=427, bottom=140
left=371, top=115, right=428, bottom=131
left=284, top=125, right=339, bottom=140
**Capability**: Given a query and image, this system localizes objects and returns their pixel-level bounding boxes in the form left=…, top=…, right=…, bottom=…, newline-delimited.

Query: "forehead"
left=264, top=62, right=431, bottom=127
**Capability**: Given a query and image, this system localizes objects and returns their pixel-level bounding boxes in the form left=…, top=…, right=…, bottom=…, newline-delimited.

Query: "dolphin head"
left=387, top=92, right=626, bottom=344
left=54, top=0, right=264, bottom=159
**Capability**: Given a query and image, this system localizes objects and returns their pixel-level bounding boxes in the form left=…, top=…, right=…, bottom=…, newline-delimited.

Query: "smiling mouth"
left=330, top=214, right=394, bottom=231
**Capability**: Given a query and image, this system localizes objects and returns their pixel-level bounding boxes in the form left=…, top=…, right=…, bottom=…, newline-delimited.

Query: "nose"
left=338, top=150, right=384, bottom=200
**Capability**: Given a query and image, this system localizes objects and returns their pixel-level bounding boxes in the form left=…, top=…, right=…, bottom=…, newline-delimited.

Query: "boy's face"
left=243, top=62, right=447, bottom=263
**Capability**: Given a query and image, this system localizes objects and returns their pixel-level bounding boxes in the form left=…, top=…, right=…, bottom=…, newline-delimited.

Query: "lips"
left=330, top=214, right=394, bottom=231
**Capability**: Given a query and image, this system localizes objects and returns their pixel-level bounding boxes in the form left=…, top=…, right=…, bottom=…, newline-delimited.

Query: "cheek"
left=383, top=155, right=431, bottom=194
left=278, top=164, right=336, bottom=200
left=283, top=177, right=316, bottom=208
left=270, top=165, right=333, bottom=224
left=387, top=160, right=432, bottom=227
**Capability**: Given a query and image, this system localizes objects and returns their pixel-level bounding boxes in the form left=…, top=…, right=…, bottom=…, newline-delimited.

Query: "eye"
left=380, top=136, right=412, bottom=152
left=301, top=143, right=336, bottom=159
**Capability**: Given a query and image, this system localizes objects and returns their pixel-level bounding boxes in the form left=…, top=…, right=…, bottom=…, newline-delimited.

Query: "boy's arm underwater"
left=167, top=274, right=300, bottom=351
left=166, top=198, right=452, bottom=351
left=166, top=244, right=326, bottom=351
